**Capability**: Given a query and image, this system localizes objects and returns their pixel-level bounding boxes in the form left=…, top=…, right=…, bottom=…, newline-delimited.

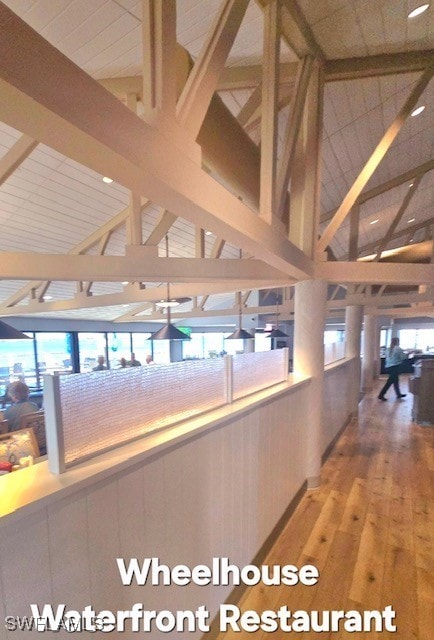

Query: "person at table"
left=93, top=355, right=108, bottom=371
left=4, top=381, right=38, bottom=432
left=129, top=352, right=141, bottom=367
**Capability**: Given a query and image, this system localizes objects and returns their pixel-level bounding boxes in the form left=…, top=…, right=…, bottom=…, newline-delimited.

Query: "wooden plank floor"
left=216, top=377, right=434, bottom=639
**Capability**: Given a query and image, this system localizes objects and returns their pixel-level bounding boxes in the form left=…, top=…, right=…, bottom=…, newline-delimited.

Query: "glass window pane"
left=203, top=333, right=225, bottom=358
left=182, top=333, right=204, bottom=359
left=107, top=332, right=132, bottom=369
left=131, top=333, right=152, bottom=364
left=151, top=340, right=171, bottom=364
left=224, top=337, right=245, bottom=355
left=35, top=332, right=74, bottom=385
left=0, top=332, right=36, bottom=396
left=78, top=333, right=107, bottom=372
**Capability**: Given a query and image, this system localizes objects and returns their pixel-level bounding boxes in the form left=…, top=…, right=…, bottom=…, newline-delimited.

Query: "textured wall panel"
left=59, top=359, right=226, bottom=465
left=232, top=350, right=286, bottom=400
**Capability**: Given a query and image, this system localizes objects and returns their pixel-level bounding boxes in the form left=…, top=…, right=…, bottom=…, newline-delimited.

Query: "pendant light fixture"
left=225, top=292, right=254, bottom=340
left=266, top=293, right=289, bottom=339
left=148, top=235, right=191, bottom=341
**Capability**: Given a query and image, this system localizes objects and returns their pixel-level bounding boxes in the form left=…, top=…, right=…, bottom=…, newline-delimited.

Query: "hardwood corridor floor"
left=217, top=377, right=433, bottom=639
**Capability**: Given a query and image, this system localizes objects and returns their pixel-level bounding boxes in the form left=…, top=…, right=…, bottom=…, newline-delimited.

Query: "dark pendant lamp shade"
left=267, top=327, right=289, bottom=339
left=0, top=320, right=31, bottom=339
left=149, top=323, right=190, bottom=341
left=225, top=327, right=254, bottom=340
left=225, top=292, right=254, bottom=340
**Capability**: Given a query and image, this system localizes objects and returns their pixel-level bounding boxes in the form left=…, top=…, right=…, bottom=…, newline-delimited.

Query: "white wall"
left=322, top=358, right=356, bottom=454
left=0, top=384, right=310, bottom=640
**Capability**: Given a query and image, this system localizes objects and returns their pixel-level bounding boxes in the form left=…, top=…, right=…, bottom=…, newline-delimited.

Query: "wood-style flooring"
left=216, top=376, right=434, bottom=639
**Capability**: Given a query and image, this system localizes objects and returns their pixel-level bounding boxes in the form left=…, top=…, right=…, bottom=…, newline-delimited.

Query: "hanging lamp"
left=266, top=294, right=289, bottom=339
left=225, top=292, right=254, bottom=340
left=148, top=235, right=190, bottom=341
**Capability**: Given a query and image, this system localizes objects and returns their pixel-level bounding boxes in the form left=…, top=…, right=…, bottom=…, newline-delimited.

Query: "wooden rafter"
left=0, top=252, right=288, bottom=283
left=260, top=0, right=281, bottom=223
left=359, top=217, right=434, bottom=257
left=0, top=6, right=311, bottom=280
left=326, top=49, right=434, bottom=82
left=316, top=261, right=434, bottom=285
left=276, top=55, right=313, bottom=218
left=177, top=0, right=249, bottom=138
left=279, top=0, right=325, bottom=59
left=142, top=0, right=177, bottom=118
left=374, top=175, right=423, bottom=261
left=0, top=134, right=38, bottom=186
left=218, top=61, right=299, bottom=90
left=321, top=159, right=434, bottom=225
left=317, top=65, right=434, bottom=252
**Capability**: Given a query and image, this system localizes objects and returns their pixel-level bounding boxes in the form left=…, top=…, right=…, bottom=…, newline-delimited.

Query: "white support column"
left=362, top=314, right=376, bottom=392
left=374, top=319, right=382, bottom=379
left=345, top=305, right=363, bottom=416
left=294, top=279, right=327, bottom=489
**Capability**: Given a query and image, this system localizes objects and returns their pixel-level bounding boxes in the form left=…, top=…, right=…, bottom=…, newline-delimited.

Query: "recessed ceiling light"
left=122, top=281, right=129, bottom=285
left=409, top=238, right=415, bottom=243
left=43, top=295, right=53, bottom=300
left=410, top=105, right=425, bottom=117
left=370, top=219, right=379, bottom=225
left=409, top=182, right=414, bottom=187
left=102, top=176, right=113, bottom=183
left=408, top=4, right=429, bottom=18
left=205, top=231, right=213, bottom=236
left=407, top=218, right=416, bottom=223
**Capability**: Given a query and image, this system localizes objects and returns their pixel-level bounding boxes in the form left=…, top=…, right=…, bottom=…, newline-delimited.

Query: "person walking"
left=378, top=337, right=409, bottom=401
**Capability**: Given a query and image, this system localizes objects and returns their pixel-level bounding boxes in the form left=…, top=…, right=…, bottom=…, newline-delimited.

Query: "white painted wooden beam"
left=142, top=0, right=177, bottom=119
left=279, top=0, right=325, bottom=59
left=0, top=134, right=38, bottom=186
left=318, top=65, right=434, bottom=252
left=218, top=61, right=299, bottom=90
left=0, top=251, right=289, bottom=283
left=316, top=261, right=434, bottom=285
left=177, top=0, right=249, bottom=138
left=276, top=55, right=313, bottom=218
left=127, top=192, right=143, bottom=246
left=320, top=159, right=434, bottom=225
left=326, top=50, right=434, bottom=82
left=260, top=0, right=281, bottom=223
left=0, top=281, right=286, bottom=317
left=374, top=175, right=423, bottom=260
left=0, top=6, right=312, bottom=280
left=118, top=303, right=279, bottom=323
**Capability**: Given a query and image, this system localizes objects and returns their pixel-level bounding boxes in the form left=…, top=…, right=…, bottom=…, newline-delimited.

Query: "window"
left=131, top=333, right=153, bottom=365
left=150, top=340, right=171, bottom=364
left=0, top=332, right=36, bottom=394
left=107, top=332, right=132, bottom=369
left=35, top=332, right=73, bottom=386
left=78, top=333, right=107, bottom=372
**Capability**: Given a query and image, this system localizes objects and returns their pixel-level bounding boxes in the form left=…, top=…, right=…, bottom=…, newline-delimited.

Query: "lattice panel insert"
left=232, top=350, right=286, bottom=401
left=59, top=359, right=226, bottom=465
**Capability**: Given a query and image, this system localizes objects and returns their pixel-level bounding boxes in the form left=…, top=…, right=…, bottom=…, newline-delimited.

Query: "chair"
left=0, top=428, right=40, bottom=464
left=20, top=411, right=46, bottom=456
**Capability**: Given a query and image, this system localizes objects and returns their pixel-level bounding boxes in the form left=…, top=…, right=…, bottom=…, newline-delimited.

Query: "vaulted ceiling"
left=0, top=0, right=433, bottom=324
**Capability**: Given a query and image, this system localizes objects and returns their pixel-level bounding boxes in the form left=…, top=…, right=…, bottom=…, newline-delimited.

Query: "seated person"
left=93, top=355, right=108, bottom=371
left=4, top=381, right=38, bottom=432
left=129, top=352, right=141, bottom=367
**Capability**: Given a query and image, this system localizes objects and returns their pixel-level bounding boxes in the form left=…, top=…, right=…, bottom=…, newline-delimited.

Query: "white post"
left=43, top=374, right=66, bottom=474
left=362, top=314, right=376, bottom=392
left=224, top=355, right=233, bottom=404
left=345, top=305, right=363, bottom=416
left=294, top=279, right=327, bottom=489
